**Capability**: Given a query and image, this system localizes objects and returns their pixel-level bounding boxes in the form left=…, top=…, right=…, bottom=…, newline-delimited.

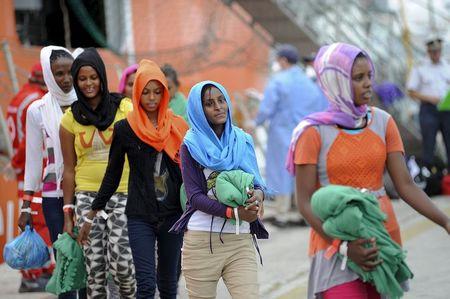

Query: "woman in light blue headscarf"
left=171, top=81, right=267, bottom=299
left=184, top=81, right=264, bottom=185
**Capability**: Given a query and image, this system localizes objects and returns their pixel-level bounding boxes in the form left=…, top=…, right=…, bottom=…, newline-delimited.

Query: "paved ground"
left=1, top=196, right=449, bottom=298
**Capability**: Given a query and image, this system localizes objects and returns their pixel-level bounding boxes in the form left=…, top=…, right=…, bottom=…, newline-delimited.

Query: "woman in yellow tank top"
left=60, top=48, right=135, bottom=298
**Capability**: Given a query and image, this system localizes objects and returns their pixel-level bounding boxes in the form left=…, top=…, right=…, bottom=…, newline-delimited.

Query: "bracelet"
left=226, top=207, right=233, bottom=219
left=234, top=207, right=239, bottom=235
left=63, top=204, right=75, bottom=213
left=20, top=208, right=32, bottom=214
left=84, top=216, right=94, bottom=224
left=98, top=210, right=109, bottom=220
left=339, top=241, right=348, bottom=271
left=339, top=241, right=348, bottom=256
left=23, top=194, right=33, bottom=202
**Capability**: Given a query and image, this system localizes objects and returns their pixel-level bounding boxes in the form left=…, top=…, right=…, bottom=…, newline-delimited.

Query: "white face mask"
left=305, top=65, right=316, bottom=79
left=271, top=61, right=281, bottom=73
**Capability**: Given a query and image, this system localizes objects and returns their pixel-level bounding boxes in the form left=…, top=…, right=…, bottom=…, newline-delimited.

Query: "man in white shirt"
left=407, top=37, right=450, bottom=170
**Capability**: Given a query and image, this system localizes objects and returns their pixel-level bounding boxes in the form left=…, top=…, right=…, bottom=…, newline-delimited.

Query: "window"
left=15, top=0, right=106, bottom=48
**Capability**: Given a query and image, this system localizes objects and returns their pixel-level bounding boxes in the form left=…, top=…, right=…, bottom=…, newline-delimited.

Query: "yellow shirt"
left=61, top=99, right=132, bottom=192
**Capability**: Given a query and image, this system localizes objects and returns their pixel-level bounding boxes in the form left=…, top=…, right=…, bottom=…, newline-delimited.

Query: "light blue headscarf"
left=184, top=81, right=265, bottom=187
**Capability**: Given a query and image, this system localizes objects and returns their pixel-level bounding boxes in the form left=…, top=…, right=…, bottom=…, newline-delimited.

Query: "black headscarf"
left=71, top=48, right=123, bottom=131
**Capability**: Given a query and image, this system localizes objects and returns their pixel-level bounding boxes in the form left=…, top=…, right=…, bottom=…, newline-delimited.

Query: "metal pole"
left=123, top=0, right=136, bottom=65
left=1, top=40, right=19, bottom=94
left=399, top=0, right=414, bottom=78
left=427, top=0, right=437, bottom=32
left=60, top=0, right=72, bottom=49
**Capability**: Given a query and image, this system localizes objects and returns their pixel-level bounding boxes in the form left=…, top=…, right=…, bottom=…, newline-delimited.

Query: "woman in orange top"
left=78, top=60, right=189, bottom=298
left=286, top=43, right=450, bottom=298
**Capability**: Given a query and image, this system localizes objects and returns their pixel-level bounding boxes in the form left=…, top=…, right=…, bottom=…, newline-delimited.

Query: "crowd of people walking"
left=6, top=38, right=450, bottom=299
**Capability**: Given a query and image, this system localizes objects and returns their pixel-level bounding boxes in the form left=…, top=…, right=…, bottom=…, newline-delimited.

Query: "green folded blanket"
left=215, top=170, right=254, bottom=225
left=311, top=185, right=413, bottom=299
left=46, top=232, right=87, bottom=294
left=180, top=170, right=254, bottom=225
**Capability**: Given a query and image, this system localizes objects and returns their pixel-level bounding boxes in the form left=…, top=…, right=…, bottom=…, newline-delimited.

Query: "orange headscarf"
left=127, top=60, right=188, bottom=163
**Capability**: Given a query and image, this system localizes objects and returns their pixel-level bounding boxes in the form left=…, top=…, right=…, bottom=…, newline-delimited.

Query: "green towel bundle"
left=46, top=232, right=87, bottom=294
left=311, top=185, right=413, bottom=299
left=179, top=170, right=254, bottom=225
left=215, top=170, right=254, bottom=225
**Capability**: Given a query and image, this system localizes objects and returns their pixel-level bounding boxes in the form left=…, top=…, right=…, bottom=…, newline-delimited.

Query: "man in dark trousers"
left=407, top=37, right=450, bottom=171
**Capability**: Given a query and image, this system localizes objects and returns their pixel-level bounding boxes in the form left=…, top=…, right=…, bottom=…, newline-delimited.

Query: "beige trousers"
left=182, top=230, right=259, bottom=299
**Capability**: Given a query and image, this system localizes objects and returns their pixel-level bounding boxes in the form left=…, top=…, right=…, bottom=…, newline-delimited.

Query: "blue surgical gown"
left=255, top=65, right=328, bottom=195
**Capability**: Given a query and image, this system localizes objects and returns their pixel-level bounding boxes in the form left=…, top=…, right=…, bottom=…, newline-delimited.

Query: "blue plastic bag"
left=3, top=225, right=50, bottom=269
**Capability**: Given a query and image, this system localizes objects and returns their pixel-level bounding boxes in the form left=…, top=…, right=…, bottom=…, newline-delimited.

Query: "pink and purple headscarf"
left=118, top=64, right=138, bottom=94
left=285, top=42, right=374, bottom=175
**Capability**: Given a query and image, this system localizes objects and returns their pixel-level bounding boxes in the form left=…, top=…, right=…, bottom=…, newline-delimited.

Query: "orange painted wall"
left=130, top=0, right=271, bottom=95
left=0, top=0, right=19, bottom=44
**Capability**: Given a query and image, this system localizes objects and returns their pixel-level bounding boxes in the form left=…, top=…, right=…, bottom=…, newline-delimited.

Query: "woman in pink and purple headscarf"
left=118, top=64, right=138, bottom=99
left=286, top=43, right=450, bottom=298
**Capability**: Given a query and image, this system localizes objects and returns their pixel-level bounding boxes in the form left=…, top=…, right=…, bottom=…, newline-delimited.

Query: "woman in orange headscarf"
left=78, top=60, right=189, bottom=299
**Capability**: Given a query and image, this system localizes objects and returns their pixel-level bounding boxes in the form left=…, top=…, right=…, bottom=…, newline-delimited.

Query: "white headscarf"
left=39, top=46, right=77, bottom=190
left=72, top=47, right=84, bottom=59
left=41, top=46, right=77, bottom=107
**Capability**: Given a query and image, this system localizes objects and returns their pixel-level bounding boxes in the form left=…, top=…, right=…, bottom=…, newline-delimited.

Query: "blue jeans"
left=42, top=197, right=87, bottom=299
left=127, top=214, right=183, bottom=299
left=419, top=104, right=450, bottom=169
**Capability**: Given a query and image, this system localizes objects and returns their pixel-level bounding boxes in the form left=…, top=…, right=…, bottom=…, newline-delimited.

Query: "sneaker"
left=270, top=219, right=290, bottom=228
left=18, top=278, right=46, bottom=293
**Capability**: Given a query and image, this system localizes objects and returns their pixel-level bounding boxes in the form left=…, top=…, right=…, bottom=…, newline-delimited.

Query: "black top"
left=91, top=119, right=183, bottom=221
